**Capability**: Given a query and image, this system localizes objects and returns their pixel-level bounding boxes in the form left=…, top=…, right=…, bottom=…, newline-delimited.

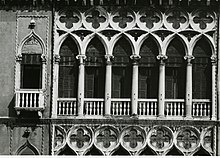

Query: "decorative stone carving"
left=201, top=127, right=213, bottom=154
left=56, top=9, right=82, bottom=31
left=67, top=126, right=93, bottom=155
left=137, top=8, right=162, bottom=30
left=190, top=9, right=216, bottom=32
left=22, top=36, right=43, bottom=54
left=175, top=127, right=200, bottom=154
left=120, top=126, right=146, bottom=155
left=54, top=126, right=66, bottom=153
left=165, top=8, right=189, bottom=31
left=147, top=126, right=173, bottom=155
left=94, top=126, right=119, bottom=155
left=110, top=8, right=135, bottom=30
left=84, top=7, right=108, bottom=30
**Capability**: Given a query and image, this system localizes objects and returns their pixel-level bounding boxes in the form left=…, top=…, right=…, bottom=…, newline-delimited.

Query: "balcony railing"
left=138, top=99, right=157, bottom=116
left=111, top=98, right=131, bottom=115
left=165, top=99, right=185, bottom=116
left=192, top=99, right=211, bottom=117
left=15, top=89, right=44, bottom=115
left=57, top=98, right=77, bottom=116
left=84, top=98, right=104, bottom=115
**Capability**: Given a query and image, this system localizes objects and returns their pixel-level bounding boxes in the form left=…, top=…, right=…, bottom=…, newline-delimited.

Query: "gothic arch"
left=164, top=35, right=188, bottom=56
left=112, top=34, right=135, bottom=56
left=16, top=140, right=40, bottom=155
left=138, top=34, right=162, bottom=56
left=56, top=33, right=81, bottom=56
left=18, top=30, right=46, bottom=56
left=84, top=34, right=108, bottom=56
left=191, top=34, right=215, bottom=56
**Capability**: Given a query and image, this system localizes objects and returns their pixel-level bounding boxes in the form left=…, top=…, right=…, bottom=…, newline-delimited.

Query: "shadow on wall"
left=8, top=96, right=16, bottom=117
left=8, top=95, right=40, bottom=118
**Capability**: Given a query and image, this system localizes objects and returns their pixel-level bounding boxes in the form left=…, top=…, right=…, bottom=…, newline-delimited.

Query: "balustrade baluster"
left=69, top=102, right=73, bottom=115
left=208, top=103, right=211, bottom=116
left=203, top=103, right=207, bottom=116
left=21, top=93, right=25, bottom=107
left=115, top=103, right=118, bottom=115
left=74, top=101, right=77, bottom=115
left=177, top=103, right=181, bottom=116
left=33, top=93, right=37, bottom=107
left=97, top=101, right=100, bottom=115
left=196, top=104, right=199, bottom=116
left=17, top=93, right=21, bottom=108
left=26, top=93, right=29, bottom=107
left=101, top=101, right=103, bottom=115
left=29, top=93, right=33, bottom=108
left=90, top=102, right=93, bottom=115
left=151, top=102, right=154, bottom=115
left=127, top=102, right=130, bottom=115
left=65, top=102, right=69, bottom=115
left=62, top=103, right=65, bottom=115
left=174, top=103, right=177, bottom=116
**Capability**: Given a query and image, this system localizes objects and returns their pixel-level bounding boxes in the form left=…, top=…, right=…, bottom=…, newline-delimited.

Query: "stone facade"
left=0, top=0, right=219, bottom=156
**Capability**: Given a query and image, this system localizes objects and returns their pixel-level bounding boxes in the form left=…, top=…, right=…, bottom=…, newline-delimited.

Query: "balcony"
left=15, top=89, right=45, bottom=117
left=55, top=98, right=212, bottom=119
left=192, top=99, right=211, bottom=118
left=138, top=99, right=157, bottom=116
left=165, top=99, right=185, bottom=117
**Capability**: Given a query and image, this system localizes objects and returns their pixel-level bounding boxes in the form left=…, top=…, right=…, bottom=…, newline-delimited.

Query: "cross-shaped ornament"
left=113, top=9, right=133, bottom=28
left=177, top=130, right=198, bottom=150
left=140, top=10, right=160, bottom=29
left=150, top=129, right=170, bottom=149
left=86, top=10, right=106, bottom=29
left=70, top=128, right=90, bottom=148
left=60, top=10, right=79, bottom=29
left=193, top=11, right=213, bottom=30
left=167, top=10, right=186, bottom=29
left=97, top=129, right=117, bottom=148
left=123, top=129, right=144, bottom=148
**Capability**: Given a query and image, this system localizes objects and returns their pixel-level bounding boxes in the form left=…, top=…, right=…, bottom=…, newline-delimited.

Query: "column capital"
left=184, top=55, right=195, bottom=64
left=76, top=54, right=86, bottom=64
left=41, top=54, right=47, bottom=63
left=105, top=54, right=114, bottom=64
left=15, top=54, right=22, bottom=62
left=157, top=54, right=167, bottom=64
left=211, top=55, right=217, bottom=64
left=54, top=54, right=60, bottom=63
left=130, top=54, right=141, bottom=65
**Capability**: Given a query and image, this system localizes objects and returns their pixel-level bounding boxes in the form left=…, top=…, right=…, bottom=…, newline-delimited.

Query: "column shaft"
left=131, top=64, right=138, bottom=115
left=105, top=58, right=112, bottom=116
left=158, top=62, right=165, bottom=117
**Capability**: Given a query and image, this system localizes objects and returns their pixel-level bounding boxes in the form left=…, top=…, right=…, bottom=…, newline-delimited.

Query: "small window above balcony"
left=15, top=27, right=47, bottom=118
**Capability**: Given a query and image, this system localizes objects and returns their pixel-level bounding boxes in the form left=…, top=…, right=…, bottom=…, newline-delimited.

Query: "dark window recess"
left=85, top=67, right=105, bottom=98
left=112, top=66, right=132, bottom=98
left=138, top=67, right=158, bottom=98
left=58, top=37, right=78, bottom=98
left=192, top=38, right=212, bottom=99
left=21, top=54, right=42, bottom=89
left=165, top=67, right=185, bottom=99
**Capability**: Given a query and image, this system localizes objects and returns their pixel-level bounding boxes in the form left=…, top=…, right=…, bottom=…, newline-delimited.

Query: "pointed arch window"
left=166, top=38, right=186, bottom=99
left=139, top=37, right=159, bottom=99
left=85, top=37, right=105, bottom=98
left=15, top=32, right=47, bottom=117
left=192, top=38, right=212, bottom=99
left=58, top=37, right=78, bottom=98
left=112, top=37, right=132, bottom=98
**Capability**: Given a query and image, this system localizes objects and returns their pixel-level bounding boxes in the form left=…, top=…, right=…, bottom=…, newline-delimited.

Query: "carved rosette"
left=84, top=7, right=108, bottom=31
left=201, top=127, right=213, bottom=154
left=175, top=126, right=200, bottom=154
left=54, top=126, right=66, bottom=153
left=56, top=8, right=82, bottom=31
left=164, top=8, right=189, bottom=31
left=67, top=126, right=93, bottom=155
left=137, top=8, right=162, bottom=31
left=147, top=126, right=173, bottom=154
left=120, top=126, right=146, bottom=155
left=94, top=126, right=119, bottom=155
left=190, top=9, right=216, bottom=32
left=110, top=8, right=136, bottom=30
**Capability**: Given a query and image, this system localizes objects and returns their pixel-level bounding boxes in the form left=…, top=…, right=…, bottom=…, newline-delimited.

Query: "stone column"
left=130, top=55, right=141, bottom=115
left=157, top=54, right=167, bottom=118
left=104, top=55, right=113, bottom=116
left=211, top=55, right=217, bottom=120
left=52, top=54, right=60, bottom=118
left=184, top=55, right=194, bottom=119
left=76, top=55, right=86, bottom=116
